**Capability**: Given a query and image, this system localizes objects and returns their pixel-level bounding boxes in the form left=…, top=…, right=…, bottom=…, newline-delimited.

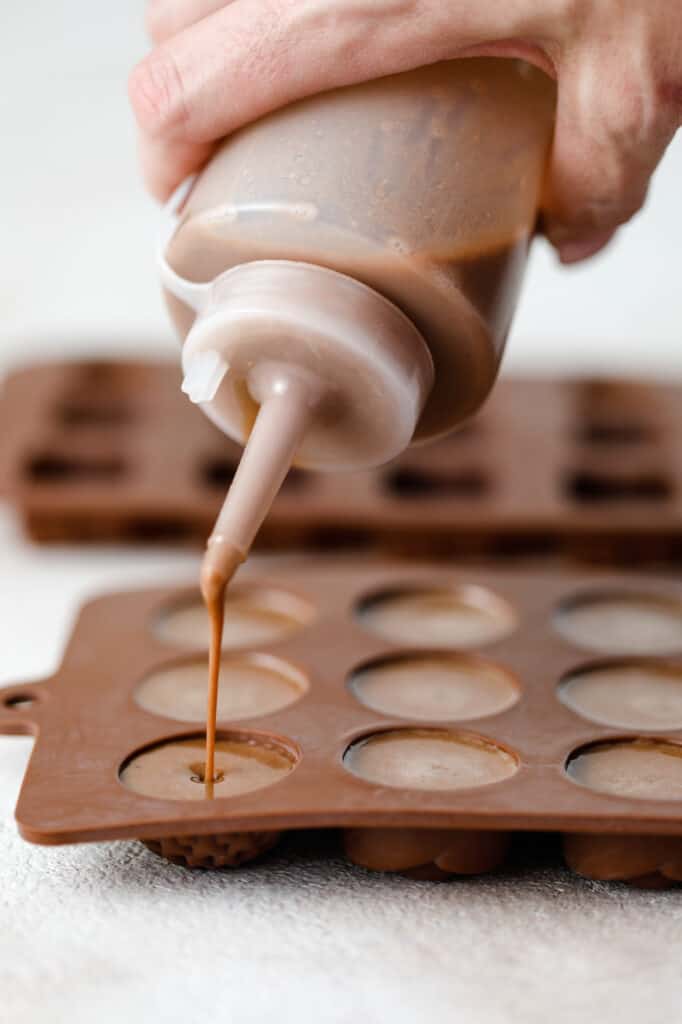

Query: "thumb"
left=544, top=45, right=679, bottom=263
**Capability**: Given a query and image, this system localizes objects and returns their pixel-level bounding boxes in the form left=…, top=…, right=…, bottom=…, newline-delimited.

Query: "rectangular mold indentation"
left=385, top=466, right=489, bottom=500
left=565, top=469, right=673, bottom=504
left=303, top=525, right=377, bottom=551
left=71, top=360, right=162, bottom=397
left=2, top=364, right=681, bottom=563
left=575, top=379, right=660, bottom=448
left=577, top=421, right=655, bottom=447
left=578, top=378, right=655, bottom=412
left=55, top=399, right=134, bottom=429
left=121, top=517, right=200, bottom=543
left=25, top=452, right=126, bottom=483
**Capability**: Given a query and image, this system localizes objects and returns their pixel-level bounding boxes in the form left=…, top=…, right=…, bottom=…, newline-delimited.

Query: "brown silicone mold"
left=1, top=362, right=681, bottom=564
left=2, top=560, right=682, bottom=887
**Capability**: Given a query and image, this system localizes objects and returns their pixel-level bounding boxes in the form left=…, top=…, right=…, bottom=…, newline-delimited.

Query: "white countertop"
left=1, top=3, right=681, bottom=1022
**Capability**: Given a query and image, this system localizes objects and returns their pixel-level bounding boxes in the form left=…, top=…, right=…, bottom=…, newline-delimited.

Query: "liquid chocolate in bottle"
left=160, top=59, right=555, bottom=587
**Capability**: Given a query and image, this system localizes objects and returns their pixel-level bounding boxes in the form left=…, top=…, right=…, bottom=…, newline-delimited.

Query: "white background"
left=0, top=4, right=681, bottom=1023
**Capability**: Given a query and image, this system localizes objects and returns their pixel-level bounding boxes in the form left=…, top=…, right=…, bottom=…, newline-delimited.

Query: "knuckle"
left=581, top=159, right=648, bottom=228
left=578, top=143, right=646, bottom=225
left=566, top=66, right=667, bottom=222
left=554, top=0, right=588, bottom=24
left=591, top=87, right=668, bottom=215
left=599, top=42, right=678, bottom=146
left=656, top=78, right=682, bottom=128
left=128, top=51, right=187, bottom=137
left=582, top=189, right=646, bottom=230
left=614, top=80, right=659, bottom=144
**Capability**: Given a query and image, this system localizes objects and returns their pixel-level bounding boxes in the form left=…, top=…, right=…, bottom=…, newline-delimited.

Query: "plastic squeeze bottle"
left=159, top=58, right=556, bottom=595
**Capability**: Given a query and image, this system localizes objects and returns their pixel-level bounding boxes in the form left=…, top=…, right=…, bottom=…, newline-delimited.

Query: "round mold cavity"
left=343, top=728, right=518, bottom=792
left=3, top=692, right=37, bottom=710
left=134, top=652, right=307, bottom=722
left=119, top=732, right=298, bottom=801
left=566, top=738, right=682, bottom=802
left=154, top=586, right=316, bottom=650
left=355, top=584, right=517, bottom=649
left=348, top=652, right=519, bottom=722
left=559, top=660, right=682, bottom=731
left=554, top=590, right=682, bottom=655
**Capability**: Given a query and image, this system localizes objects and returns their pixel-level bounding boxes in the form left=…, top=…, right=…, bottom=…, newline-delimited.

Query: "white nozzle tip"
left=181, top=350, right=229, bottom=404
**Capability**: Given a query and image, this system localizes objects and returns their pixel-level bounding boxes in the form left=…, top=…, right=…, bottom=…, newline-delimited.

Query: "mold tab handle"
left=0, top=681, right=50, bottom=736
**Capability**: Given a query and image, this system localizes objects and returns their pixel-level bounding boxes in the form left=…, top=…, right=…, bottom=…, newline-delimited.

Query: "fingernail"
left=558, top=231, right=616, bottom=265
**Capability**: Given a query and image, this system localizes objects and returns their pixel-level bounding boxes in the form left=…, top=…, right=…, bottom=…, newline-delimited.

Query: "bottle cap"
left=159, top=181, right=434, bottom=471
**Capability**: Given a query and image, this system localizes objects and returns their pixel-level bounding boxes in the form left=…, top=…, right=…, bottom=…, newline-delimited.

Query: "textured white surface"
left=1, top=2, right=682, bottom=1021
left=3, top=820, right=682, bottom=1024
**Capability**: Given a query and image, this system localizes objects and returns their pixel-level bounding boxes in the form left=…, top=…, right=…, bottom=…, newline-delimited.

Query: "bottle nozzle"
left=179, top=260, right=434, bottom=592
left=200, top=541, right=245, bottom=605
left=200, top=364, right=320, bottom=596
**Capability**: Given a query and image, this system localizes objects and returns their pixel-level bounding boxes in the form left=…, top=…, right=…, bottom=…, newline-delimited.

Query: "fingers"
left=132, top=0, right=681, bottom=242
left=137, top=132, right=216, bottom=202
left=544, top=39, right=680, bottom=262
left=146, top=0, right=233, bottom=44
left=132, top=0, right=434, bottom=198
left=555, top=228, right=617, bottom=265
left=131, top=0, right=453, bottom=144
left=129, top=0, right=559, bottom=198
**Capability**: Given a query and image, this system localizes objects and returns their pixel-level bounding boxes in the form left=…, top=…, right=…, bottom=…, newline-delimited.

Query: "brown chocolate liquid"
left=204, top=589, right=224, bottom=796
left=568, top=739, right=682, bottom=801
left=344, top=728, right=518, bottom=791
left=202, top=389, right=259, bottom=795
left=120, top=735, right=295, bottom=800
left=358, top=586, right=517, bottom=648
left=350, top=653, right=518, bottom=721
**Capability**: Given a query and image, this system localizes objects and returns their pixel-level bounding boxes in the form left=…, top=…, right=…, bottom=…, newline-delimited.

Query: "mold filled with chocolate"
left=120, top=734, right=298, bottom=801
left=356, top=585, right=517, bottom=648
left=559, top=661, right=682, bottom=730
left=349, top=653, right=519, bottom=721
left=135, top=654, right=307, bottom=722
left=2, top=560, right=682, bottom=887
left=554, top=591, right=682, bottom=655
left=155, top=586, right=315, bottom=649
left=566, top=739, right=682, bottom=801
left=343, top=729, right=518, bottom=791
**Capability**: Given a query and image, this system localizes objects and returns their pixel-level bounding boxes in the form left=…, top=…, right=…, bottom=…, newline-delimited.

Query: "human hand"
left=130, top=0, right=681, bottom=262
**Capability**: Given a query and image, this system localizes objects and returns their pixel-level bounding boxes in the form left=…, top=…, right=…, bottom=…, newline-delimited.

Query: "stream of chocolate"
left=204, top=586, right=224, bottom=798
left=200, top=546, right=244, bottom=795
left=200, top=387, right=260, bottom=794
